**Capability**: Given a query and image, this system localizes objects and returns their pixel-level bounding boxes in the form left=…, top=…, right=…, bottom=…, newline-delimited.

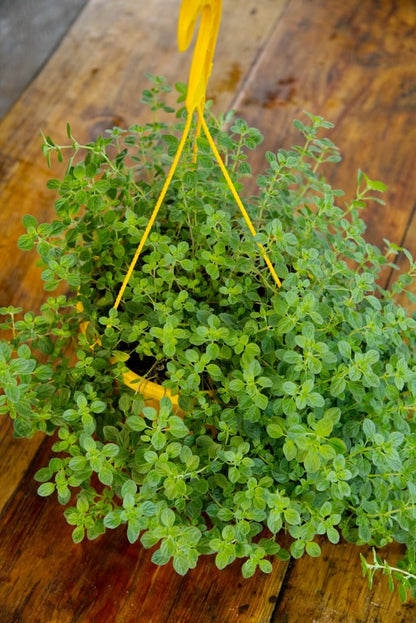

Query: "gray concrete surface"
left=0, top=0, right=87, bottom=119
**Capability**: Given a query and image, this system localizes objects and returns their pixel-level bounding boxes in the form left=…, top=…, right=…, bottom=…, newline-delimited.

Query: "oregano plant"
left=1, top=76, right=415, bottom=600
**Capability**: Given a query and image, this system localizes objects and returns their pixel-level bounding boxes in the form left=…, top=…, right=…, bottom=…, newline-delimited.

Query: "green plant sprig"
left=361, top=548, right=416, bottom=603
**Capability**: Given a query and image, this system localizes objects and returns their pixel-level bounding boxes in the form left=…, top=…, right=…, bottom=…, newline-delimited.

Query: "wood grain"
left=0, top=438, right=288, bottom=623
left=273, top=538, right=416, bottom=623
left=233, top=0, right=416, bottom=285
left=0, top=0, right=415, bottom=621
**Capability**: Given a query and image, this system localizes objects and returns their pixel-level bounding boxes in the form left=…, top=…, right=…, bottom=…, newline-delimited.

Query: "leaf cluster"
left=1, top=78, right=416, bottom=597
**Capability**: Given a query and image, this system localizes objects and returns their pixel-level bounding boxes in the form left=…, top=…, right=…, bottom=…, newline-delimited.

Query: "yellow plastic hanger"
left=114, top=0, right=280, bottom=312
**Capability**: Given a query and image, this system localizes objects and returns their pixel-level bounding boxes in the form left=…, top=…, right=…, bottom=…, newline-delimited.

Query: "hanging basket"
left=76, top=301, right=183, bottom=415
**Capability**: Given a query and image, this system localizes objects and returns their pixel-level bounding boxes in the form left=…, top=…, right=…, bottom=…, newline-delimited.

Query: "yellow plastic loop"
left=178, top=0, right=222, bottom=114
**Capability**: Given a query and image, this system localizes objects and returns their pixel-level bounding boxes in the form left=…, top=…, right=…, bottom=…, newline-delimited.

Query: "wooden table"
left=0, top=1, right=415, bottom=620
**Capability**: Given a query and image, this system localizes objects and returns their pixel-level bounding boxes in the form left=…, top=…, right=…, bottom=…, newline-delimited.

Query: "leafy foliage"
left=1, top=76, right=416, bottom=597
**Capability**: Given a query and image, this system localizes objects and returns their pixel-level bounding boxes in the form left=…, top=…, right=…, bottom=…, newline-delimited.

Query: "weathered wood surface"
left=0, top=438, right=288, bottom=623
left=0, top=0, right=415, bottom=621
left=233, top=0, right=416, bottom=297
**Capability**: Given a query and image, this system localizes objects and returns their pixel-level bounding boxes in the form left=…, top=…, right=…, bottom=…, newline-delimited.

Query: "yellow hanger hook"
left=178, top=0, right=222, bottom=114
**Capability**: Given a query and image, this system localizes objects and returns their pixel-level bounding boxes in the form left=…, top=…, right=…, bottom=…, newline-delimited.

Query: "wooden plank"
left=0, top=419, right=43, bottom=514
left=0, top=0, right=415, bottom=620
left=0, top=0, right=288, bottom=153
left=233, top=0, right=416, bottom=284
left=0, top=439, right=288, bottom=622
left=273, top=538, right=416, bottom=622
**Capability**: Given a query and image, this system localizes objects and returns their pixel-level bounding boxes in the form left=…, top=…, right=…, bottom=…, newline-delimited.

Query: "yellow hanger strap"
left=178, top=0, right=222, bottom=113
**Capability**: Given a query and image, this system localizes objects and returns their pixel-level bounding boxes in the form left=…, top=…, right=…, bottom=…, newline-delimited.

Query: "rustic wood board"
left=274, top=538, right=416, bottom=623
left=0, top=438, right=288, bottom=623
left=0, top=0, right=415, bottom=621
left=233, top=0, right=416, bottom=294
